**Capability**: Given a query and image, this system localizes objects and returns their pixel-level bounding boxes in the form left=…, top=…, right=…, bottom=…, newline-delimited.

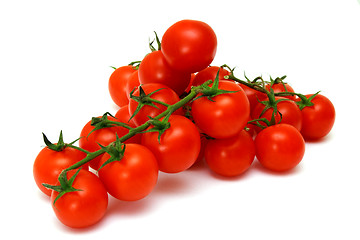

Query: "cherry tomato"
left=238, top=83, right=267, bottom=113
left=205, top=130, right=255, bottom=177
left=108, top=66, right=137, bottom=107
left=138, top=50, right=191, bottom=95
left=191, top=80, right=250, bottom=139
left=125, top=70, right=140, bottom=100
left=79, top=115, right=139, bottom=170
left=161, top=19, right=217, bottom=73
left=114, top=105, right=142, bottom=142
left=191, top=66, right=230, bottom=87
left=98, top=144, right=158, bottom=201
left=255, top=124, right=305, bottom=172
left=298, top=94, right=335, bottom=140
left=251, top=97, right=302, bottom=132
left=128, top=83, right=181, bottom=126
left=141, top=115, right=201, bottom=173
left=266, top=82, right=296, bottom=101
left=51, top=169, right=108, bottom=228
left=33, top=146, right=87, bottom=196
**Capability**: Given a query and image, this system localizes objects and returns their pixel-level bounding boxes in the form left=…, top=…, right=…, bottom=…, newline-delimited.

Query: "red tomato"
left=98, top=144, right=158, bottom=201
left=114, top=105, right=142, bottom=142
left=51, top=169, right=108, bottom=228
left=125, top=71, right=140, bottom=100
left=251, top=97, right=302, bottom=132
left=128, top=83, right=181, bottom=126
left=266, top=82, right=296, bottom=101
left=205, top=130, right=255, bottom=177
left=79, top=115, right=139, bottom=170
left=108, top=66, right=137, bottom=107
left=191, top=80, right=250, bottom=139
left=138, top=50, right=191, bottom=95
left=161, top=19, right=217, bottom=73
left=185, top=73, right=196, bottom=93
left=141, top=115, right=201, bottom=173
left=298, top=94, right=335, bottom=140
left=238, top=83, right=267, bottom=113
left=255, top=124, right=305, bottom=172
left=191, top=66, right=230, bottom=87
left=33, top=146, right=87, bottom=196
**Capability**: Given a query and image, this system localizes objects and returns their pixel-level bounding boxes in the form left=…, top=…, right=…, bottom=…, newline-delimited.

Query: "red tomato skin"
left=79, top=116, right=139, bottom=170
left=125, top=71, right=140, bottom=100
left=128, top=83, right=181, bottom=127
left=108, top=66, right=137, bottom=107
left=141, top=115, right=201, bottom=173
left=237, top=83, right=267, bottom=113
left=299, top=94, right=335, bottom=140
left=98, top=144, right=158, bottom=201
left=161, top=19, right=217, bottom=73
left=255, top=124, right=305, bottom=172
left=33, top=147, right=87, bottom=196
left=191, top=80, right=250, bottom=139
left=191, top=66, right=230, bottom=87
left=51, top=170, right=108, bottom=228
left=266, top=83, right=296, bottom=101
left=138, top=50, right=191, bottom=96
left=252, top=97, right=303, bottom=132
left=205, top=130, right=255, bottom=177
left=114, top=105, right=142, bottom=143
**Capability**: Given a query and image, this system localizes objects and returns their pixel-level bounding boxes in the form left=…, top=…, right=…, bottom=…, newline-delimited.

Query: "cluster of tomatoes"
left=33, top=19, right=336, bottom=229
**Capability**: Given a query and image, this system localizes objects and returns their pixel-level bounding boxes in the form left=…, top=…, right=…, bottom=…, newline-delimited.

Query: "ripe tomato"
left=298, top=94, right=335, bottom=140
left=191, top=66, right=230, bottom=87
left=251, top=97, right=302, bottom=132
left=141, top=115, right=201, bottom=173
left=191, top=80, right=250, bottom=139
left=161, top=19, right=217, bottom=73
left=138, top=50, right=191, bottom=95
left=33, top=146, right=87, bottom=196
left=79, top=115, right=139, bottom=170
left=205, top=130, right=255, bottom=177
left=98, top=144, right=158, bottom=201
left=108, top=66, right=137, bottom=107
left=125, top=71, right=140, bottom=100
left=114, top=105, right=142, bottom=142
left=128, top=83, right=181, bottom=126
left=255, top=124, right=305, bottom=172
left=266, top=82, right=296, bottom=101
left=51, top=169, right=108, bottom=228
left=238, top=83, right=267, bottom=113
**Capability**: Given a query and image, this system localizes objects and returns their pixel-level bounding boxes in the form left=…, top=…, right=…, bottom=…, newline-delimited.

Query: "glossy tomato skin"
left=141, top=115, right=201, bottom=173
left=114, top=105, right=142, bottom=142
left=98, top=144, right=158, bottom=201
left=108, top=66, right=137, bottom=107
left=238, top=83, right=267, bottom=113
left=205, top=130, right=255, bottom=177
left=251, top=97, right=302, bottom=132
left=128, top=83, right=181, bottom=126
left=138, top=50, right=191, bottom=96
left=266, top=83, right=296, bottom=101
left=79, top=115, right=139, bottom=170
left=33, top=147, right=87, bottom=196
left=125, top=71, right=140, bottom=100
left=51, top=169, right=108, bottom=228
left=161, top=19, right=217, bottom=73
left=191, top=66, right=230, bottom=87
left=191, top=80, right=250, bottom=139
left=255, top=124, right=305, bottom=172
left=299, top=94, right=335, bottom=140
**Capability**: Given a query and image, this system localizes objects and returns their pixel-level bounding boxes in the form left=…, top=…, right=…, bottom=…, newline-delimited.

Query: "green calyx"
left=149, top=31, right=161, bottom=52
left=295, top=91, right=321, bottom=110
left=142, top=115, right=171, bottom=143
left=42, top=130, right=81, bottom=152
left=88, top=112, right=132, bottom=137
left=98, top=135, right=126, bottom=170
left=42, top=168, right=83, bottom=206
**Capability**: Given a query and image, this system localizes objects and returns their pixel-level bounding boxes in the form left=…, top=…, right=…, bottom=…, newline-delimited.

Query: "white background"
left=1, top=0, right=359, bottom=239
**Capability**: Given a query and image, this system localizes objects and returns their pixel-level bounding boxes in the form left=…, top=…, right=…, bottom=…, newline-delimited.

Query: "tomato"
left=255, top=124, right=305, bottom=172
left=191, top=66, right=230, bottom=87
left=128, top=83, right=182, bottom=126
left=108, top=66, right=137, bottom=107
left=125, top=71, right=140, bottom=100
left=238, top=83, right=267, bottom=113
left=50, top=169, right=108, bottom=228
left=205, top=130, right=255, bottom=177
left=251, top=97, right=302, bottom=132
left=185, top=73, right=196, bottom=93
left=79, top=115, right=139, bottom=170
left=98, top=144, right=158, bottom=201
left=138, top=50, right=191, bottom=95
left=114, top=105, right=142, bottom=142
left=33, top=146, right=87, bottom=196
left=141, top=115, right=201, bottom=173
left=298, top=94, right=335, bottom=140
left=191, top=80, right=250, bottom=139
left=266, top=82, right=296, bottom=101
left=161, top=19, right=217, bottom=73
